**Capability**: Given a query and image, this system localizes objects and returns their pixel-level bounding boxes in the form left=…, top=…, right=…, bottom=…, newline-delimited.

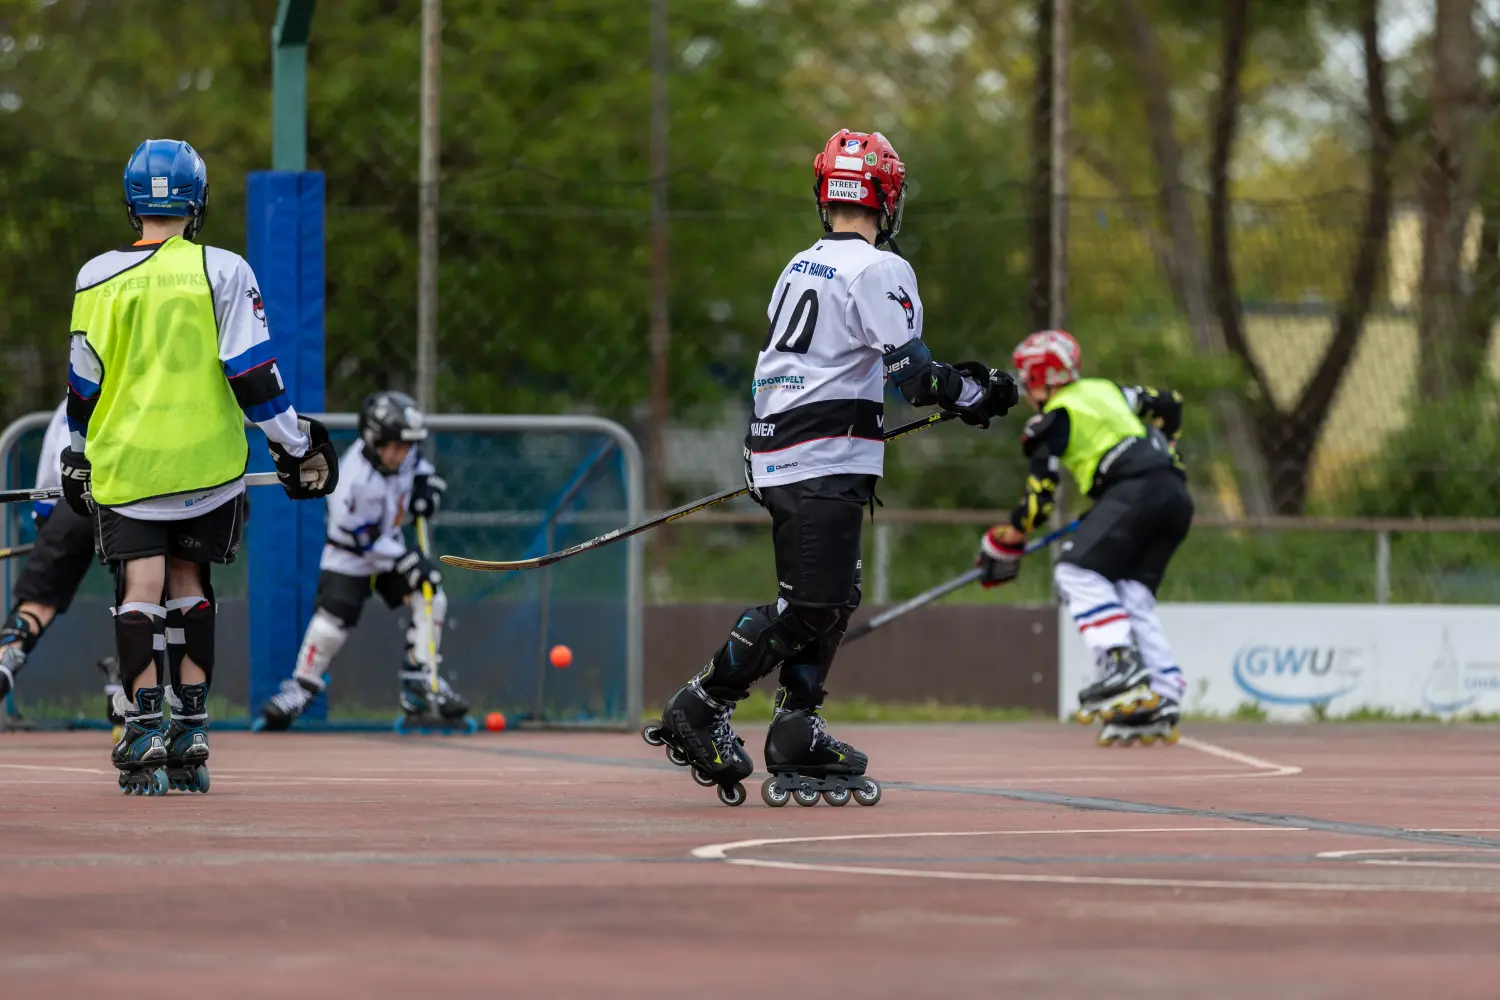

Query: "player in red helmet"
left=976, top=330, right=1195, bottom=746
left=642, top=128, right=1019, bottom=806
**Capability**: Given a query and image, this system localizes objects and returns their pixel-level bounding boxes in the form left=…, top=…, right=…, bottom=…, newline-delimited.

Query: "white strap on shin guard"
left=295, top=609, right=349, bottom=683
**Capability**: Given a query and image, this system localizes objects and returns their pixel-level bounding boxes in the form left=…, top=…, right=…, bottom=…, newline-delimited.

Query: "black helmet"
left=359, top=391, right=427, bottom=471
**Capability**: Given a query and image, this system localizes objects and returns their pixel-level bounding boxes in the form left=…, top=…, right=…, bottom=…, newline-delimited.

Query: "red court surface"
left=4, top=723, right=1500, bottom=999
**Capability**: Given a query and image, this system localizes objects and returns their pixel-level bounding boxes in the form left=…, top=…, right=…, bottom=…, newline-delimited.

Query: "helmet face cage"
left=360, top=391, right=429, bottom=469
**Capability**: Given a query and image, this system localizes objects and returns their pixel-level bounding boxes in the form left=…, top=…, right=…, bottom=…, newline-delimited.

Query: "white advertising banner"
left=1058, top=603, right=1500, bottom=720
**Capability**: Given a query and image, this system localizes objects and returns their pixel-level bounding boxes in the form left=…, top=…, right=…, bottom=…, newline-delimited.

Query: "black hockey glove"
left=269, top=417, right=340, bottom=500
left=952, top=363, right=1019, bottom=430
left=410, top=473, right=447, bottom=518
left=59, top=447, right=94, bottom=517
left=742, top=444, right=765, bottom=508
left=975, top=526, right=1023, bottom=588
left=396, top=549, right=442, bottom=591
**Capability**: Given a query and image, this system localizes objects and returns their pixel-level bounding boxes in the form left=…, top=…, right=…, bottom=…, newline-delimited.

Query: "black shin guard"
left=114, top=606, right=164, bottom=696
left=775, top=604, right=853, bottom=713
left=697, top=602, right=845, bottom=703
left=165, top=589, right=216, bottom=690
left=0, top=608, right=45, bottom=695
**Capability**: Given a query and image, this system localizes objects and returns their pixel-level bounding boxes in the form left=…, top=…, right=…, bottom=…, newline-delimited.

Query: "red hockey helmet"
left=1012, top=330, right=1082, bottom=392
left=812, top=129, right=906, bottom=244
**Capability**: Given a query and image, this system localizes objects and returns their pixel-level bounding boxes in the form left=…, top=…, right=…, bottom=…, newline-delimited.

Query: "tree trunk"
left=1416, top=0, right=1482, bottom=397
left=1029, top=0, right=1055, bottom=332
left=1120, top=0, right=1273, bottom=515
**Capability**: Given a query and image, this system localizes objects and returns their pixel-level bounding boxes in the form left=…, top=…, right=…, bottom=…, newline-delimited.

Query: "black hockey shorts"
left=314, top=568, right=413, bottom=628
left=95, top=495, right=246, bottom=565
left=11, top=504, right=98, bottom=613
left=1057, top=469, right=1193, bottom=594
left=761, top=473, right=874, bottom=609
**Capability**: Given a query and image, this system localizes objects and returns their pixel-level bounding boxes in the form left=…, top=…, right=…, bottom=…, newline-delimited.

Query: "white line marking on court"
left=691, top=826, right=1301, bottom=860
left=1179, top=736, right=1302, bottom=778
left=694, top=828, right=1497, bottom=894
left=0, top=763, right=110, bottom=775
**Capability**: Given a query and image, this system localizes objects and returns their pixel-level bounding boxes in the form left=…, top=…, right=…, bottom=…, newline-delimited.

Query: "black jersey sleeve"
left=1010, top=408, right=1070, bottom=533
left=1128, top=385, right=1183, bottom=441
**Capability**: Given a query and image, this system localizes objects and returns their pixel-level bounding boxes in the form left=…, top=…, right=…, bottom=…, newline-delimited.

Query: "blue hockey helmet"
left=123, top=139, right=209, bottom=239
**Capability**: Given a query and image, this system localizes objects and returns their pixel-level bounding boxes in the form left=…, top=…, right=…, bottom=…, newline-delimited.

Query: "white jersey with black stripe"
left=747, top=232, right=922, bottom=488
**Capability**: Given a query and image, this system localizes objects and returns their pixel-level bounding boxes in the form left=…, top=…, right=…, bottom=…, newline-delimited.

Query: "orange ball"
left=484, top=711, right=507, bottom=732
left=549, top=644, right=573, bottom=669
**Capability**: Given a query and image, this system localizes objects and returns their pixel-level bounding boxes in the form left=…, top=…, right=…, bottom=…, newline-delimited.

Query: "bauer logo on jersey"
left=748, top=422, right=777, bottom=437
left=886, top=286, right=915, bottom=329
left=825, top=178, right=866, bottom=202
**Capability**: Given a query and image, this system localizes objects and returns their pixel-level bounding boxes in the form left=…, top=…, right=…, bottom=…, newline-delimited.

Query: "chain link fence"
left=3, top=0, right=1499, bottom=605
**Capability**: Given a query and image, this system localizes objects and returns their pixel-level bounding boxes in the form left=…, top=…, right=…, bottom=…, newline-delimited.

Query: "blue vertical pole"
left=246, top=171, right=326, bottom=720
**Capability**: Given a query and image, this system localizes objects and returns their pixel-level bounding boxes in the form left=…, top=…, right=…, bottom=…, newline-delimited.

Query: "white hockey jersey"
left=320, top=440, right=437, bottom=578
left=32, top=401, right=68, bottom=520
left=747, top=233, right=924, bottom=488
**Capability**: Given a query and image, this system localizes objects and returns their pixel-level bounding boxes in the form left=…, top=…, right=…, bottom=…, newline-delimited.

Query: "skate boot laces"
left=268, top=677, right=312, bottom=715
left=710, top=706, right=745, bottom=759
left=808, top=712, right=853, bottom=755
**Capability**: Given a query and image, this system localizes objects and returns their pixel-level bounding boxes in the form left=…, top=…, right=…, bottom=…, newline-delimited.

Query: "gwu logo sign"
left=1232, top=643, right=1365, bottom=705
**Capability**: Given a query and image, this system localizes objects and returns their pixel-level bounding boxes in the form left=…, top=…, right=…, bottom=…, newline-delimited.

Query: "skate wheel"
left=717, top=782, right=746, bottom=807
left=393, top=715, right=410, bottom=735
left=852, top=779, right=881, bottom=807
left=1138, top=734, right=1158, bottom=747
left=147, top=769, right=169, bottom=796
left=1161, top=728, right=1181, bottom=745
left=691, top=768, right=715, bottom=788
left=1096, top=733, right=1116, bottom=747
left=665, top=745, right=689, bottom=767
left=823, top=787, right=851, bottom=807
left=793, top=786, right=821, bottom=807
left=192, top=765, right=210, bottom=793
left=760, top=777, right=790, bottom=808
left=462, top=718, right=478, bottom=735
left=249, top=717, right=267, bottom=733
left=117, top=771, right=128, bottom=790
left=1072, top=709, right=1094, bottom=725
left=640, top=722, right=666, bottom=747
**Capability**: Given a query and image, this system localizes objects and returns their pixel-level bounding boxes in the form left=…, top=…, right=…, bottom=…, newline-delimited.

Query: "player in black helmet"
left=258, top=391, right=470, bottom=732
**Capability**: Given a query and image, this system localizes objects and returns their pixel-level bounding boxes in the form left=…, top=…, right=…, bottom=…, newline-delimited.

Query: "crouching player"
left=0, top=401, right=104, bottom=715
left=258, top=391, right=471, bottom=733
left=62, top=138, right=339, bottom=794
left=976, top=330, right=1193, bottom=746
left=643, top=129, right=1018, bottom=806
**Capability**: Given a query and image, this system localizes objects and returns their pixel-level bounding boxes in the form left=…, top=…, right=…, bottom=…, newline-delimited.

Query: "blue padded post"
left=246, top=171, right=327, bottom=720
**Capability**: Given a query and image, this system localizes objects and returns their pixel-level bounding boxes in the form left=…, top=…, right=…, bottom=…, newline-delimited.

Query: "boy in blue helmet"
left=59, top=139, right=340, bottom=795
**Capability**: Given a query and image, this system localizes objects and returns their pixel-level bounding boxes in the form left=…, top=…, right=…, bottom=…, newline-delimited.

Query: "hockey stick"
left=0, top=470, right=281, bottom=506
left=440, top=410, right=959, bottom=573
left=0, top=543, right=35, bottom=561
left=842, top=518, right=1082, bottom=645
left=415, top=515, right=441, bottom=696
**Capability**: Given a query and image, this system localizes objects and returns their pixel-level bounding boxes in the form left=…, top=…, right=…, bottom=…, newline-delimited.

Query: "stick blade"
left=438, top=554, right=542, bottom=572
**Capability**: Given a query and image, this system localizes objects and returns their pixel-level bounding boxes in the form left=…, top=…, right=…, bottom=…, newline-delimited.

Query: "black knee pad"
left=114, top=607, right=162, bottom=694
left=1, top=607, right=45, bottom=655
left=700, top=602, right=845, bottom=702
left=166, top=588, right=216, bottom=689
